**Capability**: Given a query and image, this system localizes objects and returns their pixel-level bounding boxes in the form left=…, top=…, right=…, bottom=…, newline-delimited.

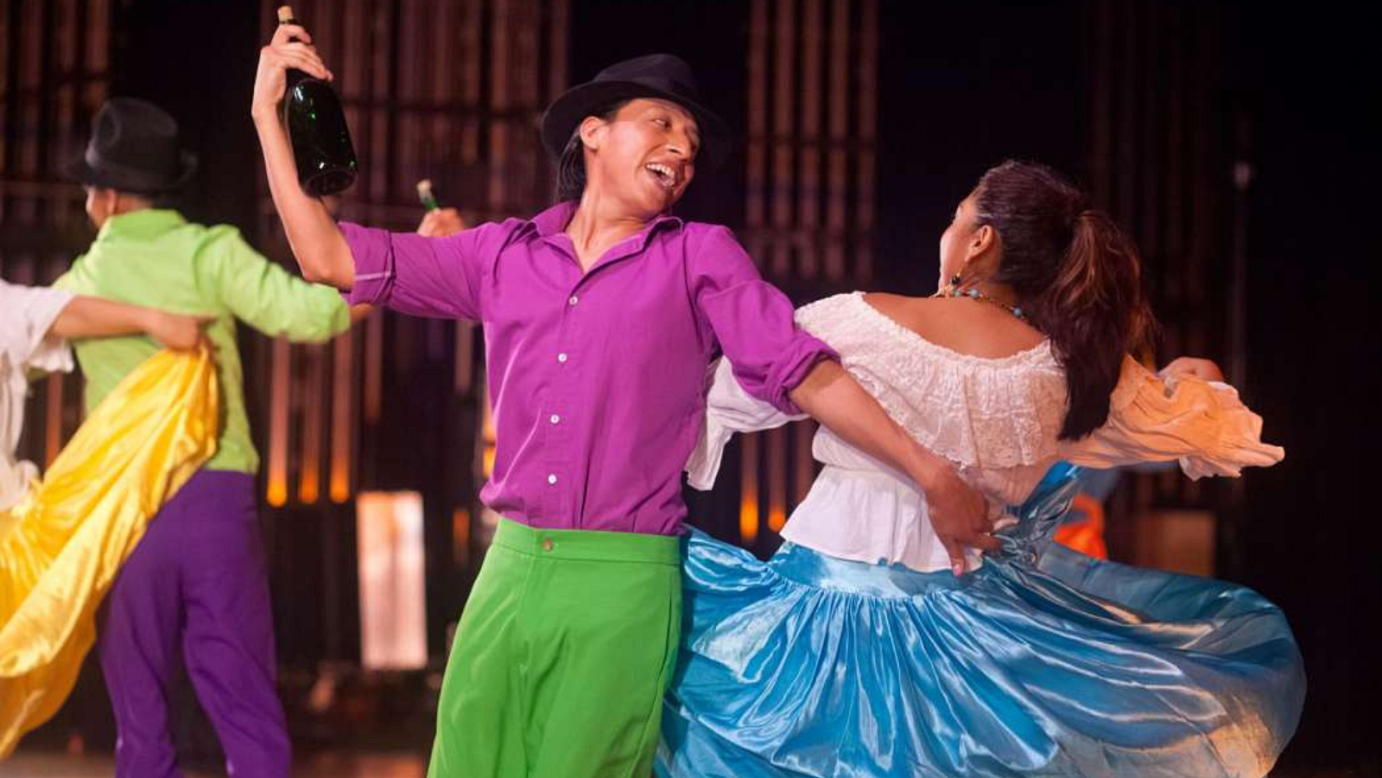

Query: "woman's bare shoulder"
left=860, top=291, right=1046, bottom=359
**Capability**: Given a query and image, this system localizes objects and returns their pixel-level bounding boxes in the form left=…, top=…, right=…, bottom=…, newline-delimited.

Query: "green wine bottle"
left=278, top=5, right=357, bottom=196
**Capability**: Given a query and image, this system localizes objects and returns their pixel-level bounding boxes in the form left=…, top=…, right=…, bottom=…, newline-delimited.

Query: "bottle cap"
left=277, top=6, right=296, bottom=23
left=417, top=179, right=439, bottom=210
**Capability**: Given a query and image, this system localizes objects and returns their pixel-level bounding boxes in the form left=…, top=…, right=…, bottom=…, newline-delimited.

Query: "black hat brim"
left=62, top=149, right=198, bottom=195
left=541, top=81, right=733, bottom=170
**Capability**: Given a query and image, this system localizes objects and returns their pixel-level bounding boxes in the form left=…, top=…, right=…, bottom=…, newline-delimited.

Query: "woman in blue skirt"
left=658, top=161, right=1302, bottom=778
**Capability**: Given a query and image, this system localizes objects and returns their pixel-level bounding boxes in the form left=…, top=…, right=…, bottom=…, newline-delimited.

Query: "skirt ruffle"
left=658, top=524, right=1303, bottom=778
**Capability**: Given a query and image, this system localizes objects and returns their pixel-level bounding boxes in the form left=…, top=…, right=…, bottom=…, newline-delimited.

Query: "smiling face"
left=580, top=97, right=701, bottom=218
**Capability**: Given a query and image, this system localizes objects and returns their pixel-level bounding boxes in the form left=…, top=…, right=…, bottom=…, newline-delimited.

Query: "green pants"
left=428, top=518, right=682, bottom=778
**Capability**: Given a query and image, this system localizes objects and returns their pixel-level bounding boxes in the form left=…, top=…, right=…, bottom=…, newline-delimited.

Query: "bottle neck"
left=285, top=67, right=308, bottom=89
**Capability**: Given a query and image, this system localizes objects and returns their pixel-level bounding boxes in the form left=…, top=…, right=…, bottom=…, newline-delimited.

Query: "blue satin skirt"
left=657, top=467, right=1304, bottom=778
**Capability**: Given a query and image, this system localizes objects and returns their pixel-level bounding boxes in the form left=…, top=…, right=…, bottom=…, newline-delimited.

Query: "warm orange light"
left=767, top=428, right=787, bottom=532
left=767, top=508, right=787, bottom=533
left=330, top=329, right=354, bottom=503
left=298, top=475, right=319, bottom=505
left=740, top=498, right=760, bottom=546
left=453, top=507, right=471, bottom=566
left=1054, top=494, right=1108, bottom=560
left=298, top=344, right=325, bottom=505
left=266, top=338, right=291, bottom=507
left=740, top=434, right=760, bottom=544
left=480, top=384, right=497, bottom=478
left=267, top=481, right=288, bottom=509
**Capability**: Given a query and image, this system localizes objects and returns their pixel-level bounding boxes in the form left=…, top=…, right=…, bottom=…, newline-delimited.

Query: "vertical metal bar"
left=770, top=0, right=795, bottom=278
left=746, top=0, right=768, bottom=263
left=767, top=427, right=787, bottom=533
left=796, top=0, right=821, bottom=279
left=299, top=344, right=325, bottom=505
left=267, top=338, right=292, bottom=507
left=330, top=330, right=355, bottom=503
left=740, top=434, right=760, bottom=545
left=824, top=0, right=848, bottom=281
left=855, top=0, right=878, bottom=284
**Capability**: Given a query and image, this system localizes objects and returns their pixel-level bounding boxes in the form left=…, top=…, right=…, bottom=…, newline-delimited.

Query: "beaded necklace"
left=934, top=284, right=1027, bottom=322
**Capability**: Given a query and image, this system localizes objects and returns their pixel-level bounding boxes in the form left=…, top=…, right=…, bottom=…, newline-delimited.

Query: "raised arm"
left=251, top=24, right=495, bottom=321
left=250, top=22, right=354, bottom=288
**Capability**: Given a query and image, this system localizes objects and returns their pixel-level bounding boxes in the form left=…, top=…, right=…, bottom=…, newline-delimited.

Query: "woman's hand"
left=1159, top=356, right=1225, bottom=383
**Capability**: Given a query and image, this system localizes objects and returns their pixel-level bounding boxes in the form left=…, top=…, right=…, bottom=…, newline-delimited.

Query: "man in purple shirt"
left=254, top=28, right=990, bottom=778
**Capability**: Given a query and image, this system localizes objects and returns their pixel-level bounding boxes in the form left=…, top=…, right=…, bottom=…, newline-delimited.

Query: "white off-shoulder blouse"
left=687, top=292, right=1284, bottom=573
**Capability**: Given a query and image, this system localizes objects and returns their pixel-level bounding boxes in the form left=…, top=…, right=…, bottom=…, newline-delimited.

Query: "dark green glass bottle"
left=278, top=5, right=357, bottom=196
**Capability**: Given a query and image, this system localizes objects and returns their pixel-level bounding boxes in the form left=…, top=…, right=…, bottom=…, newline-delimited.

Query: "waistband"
left=770, top=542, right=967, bottom=598
left=492, top=517, right=681, bottom=566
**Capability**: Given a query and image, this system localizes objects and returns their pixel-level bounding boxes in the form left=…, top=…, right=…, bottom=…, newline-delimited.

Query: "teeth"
left=646, top=163, right=678, bottom=187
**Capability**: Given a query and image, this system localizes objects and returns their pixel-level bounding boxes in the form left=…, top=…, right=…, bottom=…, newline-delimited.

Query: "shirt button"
left=550, top=414, right=561, bottom=424
left=547, top=474, right=558, bottom=485
left=541, top=538, right=554, bottom=552
left=557, top=353, right=568, bottom=363
left=568, top=295, right=579, bottom=306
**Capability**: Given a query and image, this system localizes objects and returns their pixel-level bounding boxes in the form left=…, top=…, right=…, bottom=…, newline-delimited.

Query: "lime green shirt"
left=54, top=209, right=350, bottom=473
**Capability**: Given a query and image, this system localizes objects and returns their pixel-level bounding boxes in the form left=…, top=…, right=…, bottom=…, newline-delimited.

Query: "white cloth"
left=687, top=291, right=1285, bottom=573
left=1, top=279, right=75, bottom=510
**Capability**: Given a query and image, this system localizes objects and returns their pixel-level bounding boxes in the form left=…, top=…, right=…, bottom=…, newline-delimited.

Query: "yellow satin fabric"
left=0, top=347, right=219, bottom=758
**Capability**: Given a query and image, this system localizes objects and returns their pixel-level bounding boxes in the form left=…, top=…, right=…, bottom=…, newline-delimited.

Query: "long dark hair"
left=972, top=160, right=1155, bottom=440
left=555, top=99, right=629, bottom=202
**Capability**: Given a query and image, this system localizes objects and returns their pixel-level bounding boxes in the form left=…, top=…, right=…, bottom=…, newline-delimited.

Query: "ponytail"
left=974, top=161, right=1154, bottom=440
left=1035, top=209, right=1153, bottom=439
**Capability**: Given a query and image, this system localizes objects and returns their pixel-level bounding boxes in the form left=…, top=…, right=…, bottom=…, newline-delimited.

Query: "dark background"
left=7, top=0, right=1375, bottom=773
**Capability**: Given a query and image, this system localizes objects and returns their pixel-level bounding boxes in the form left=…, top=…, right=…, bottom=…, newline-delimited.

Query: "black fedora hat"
left=541, top=53, right=733, bottom=170
left=64, top=98, right=197, bottom=194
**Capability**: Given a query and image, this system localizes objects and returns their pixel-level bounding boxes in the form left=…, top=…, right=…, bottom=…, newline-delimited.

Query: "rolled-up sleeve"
left=686, top=357, right=806, bottom=490
left=339, top=219, right=523, bottom=321
left=690, top=226, right=837, bottom=414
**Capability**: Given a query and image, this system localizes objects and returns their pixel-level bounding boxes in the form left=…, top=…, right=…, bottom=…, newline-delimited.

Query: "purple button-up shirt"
left=341, top=201, right=835, bottom=535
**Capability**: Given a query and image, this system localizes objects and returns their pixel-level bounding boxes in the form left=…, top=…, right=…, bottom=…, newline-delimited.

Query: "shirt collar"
left=94, top=208, right=187, bottom=243
left=524, top=200, right=685, bottom=255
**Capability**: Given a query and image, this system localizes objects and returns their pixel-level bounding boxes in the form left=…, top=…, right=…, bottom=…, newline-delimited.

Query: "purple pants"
left=99, top=470, right=289, bottom=778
